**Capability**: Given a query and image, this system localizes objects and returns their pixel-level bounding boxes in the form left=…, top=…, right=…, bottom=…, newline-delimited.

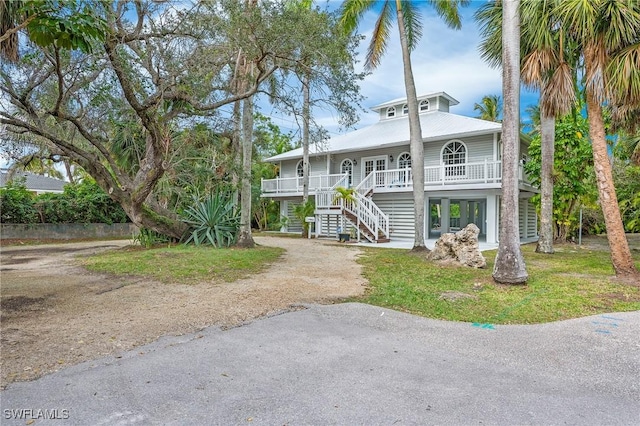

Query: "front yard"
left=356, top=234, right=640, bottom=324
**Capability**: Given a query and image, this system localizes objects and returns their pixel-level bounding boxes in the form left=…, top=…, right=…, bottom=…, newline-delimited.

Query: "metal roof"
left=0, top=170, right=67, bottom=192
left=266, top=110, right=502, bottom=162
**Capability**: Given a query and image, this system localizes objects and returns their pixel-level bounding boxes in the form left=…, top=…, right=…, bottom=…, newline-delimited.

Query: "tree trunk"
left=302, top=72, right=310, bottom=205
left=493, top=0, right=528, bottom=284
left=231, top=99, right=242, bottom=199
left=237, top=95, right=255, bottom=248
left=396, top=1, right=426, bottom=252
left=585, top=87, right=638, bottom=278
left=123, top=200, right=188, bottom=240
left=536, top=112, right=555, bottom=254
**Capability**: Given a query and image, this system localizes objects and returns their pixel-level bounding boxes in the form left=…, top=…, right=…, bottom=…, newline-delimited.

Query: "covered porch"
left=261, top=160, right=534, bottom=196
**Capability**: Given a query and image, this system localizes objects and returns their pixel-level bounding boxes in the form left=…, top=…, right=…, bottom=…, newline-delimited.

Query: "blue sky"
left=260, top=0, right=539, bottom=139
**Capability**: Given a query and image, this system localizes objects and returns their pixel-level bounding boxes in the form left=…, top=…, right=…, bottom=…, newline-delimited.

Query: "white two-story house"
left=261, top=92, right=538, bottom=245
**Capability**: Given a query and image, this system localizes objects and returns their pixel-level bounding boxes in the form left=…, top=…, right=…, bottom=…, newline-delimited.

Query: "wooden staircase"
left=343, top=210, right=390, bottom=243
left=315, top=172, right=390, bottom=243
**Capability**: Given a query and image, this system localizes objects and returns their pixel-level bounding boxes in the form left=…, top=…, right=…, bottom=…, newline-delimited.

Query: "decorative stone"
left=427, top=223, right=487, bottom=268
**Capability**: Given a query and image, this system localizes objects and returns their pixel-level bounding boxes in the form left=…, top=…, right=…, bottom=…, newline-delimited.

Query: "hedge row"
left=1, top=179, right=129, bottom=224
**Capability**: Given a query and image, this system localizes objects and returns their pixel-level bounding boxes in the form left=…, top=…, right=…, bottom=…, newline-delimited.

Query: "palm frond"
left=366, top=1, right=393, bottom=70
left=606, top=42, right=640, bottom=106
left=428, top=0, right=469, bottom=30
left=399, top=1, right=423, bottom=52
left=338, top=0, right=375, bottom=35
left=521, top=48, right=557, bottom=89
left=474, top=0, right=503, bottom=69
left=541, top=61, right=576, bottom=116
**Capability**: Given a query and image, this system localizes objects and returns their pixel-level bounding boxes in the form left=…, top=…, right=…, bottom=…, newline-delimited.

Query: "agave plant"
left=181, top=192, right=240, bottom=247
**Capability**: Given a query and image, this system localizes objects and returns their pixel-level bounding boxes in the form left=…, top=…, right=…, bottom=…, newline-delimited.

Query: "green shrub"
left=35, top=180, right=129, bottom=224
left=181, top=192, right=240, bottom=247
left=0, top=179, right=39, bottom=223
left=133, top=228, right=171, bottom=248
left=293, top=199, right=315, bottom=237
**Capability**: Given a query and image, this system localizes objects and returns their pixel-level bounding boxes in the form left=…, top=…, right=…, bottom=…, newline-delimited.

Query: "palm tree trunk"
left=536, top=111, right=555, bottom=253
left=237, top=94, right=255, bottom=248
left=396, top=1, right=426, bottom=251
left=585, top=88, right=637, bottom=277
left=302, top=72, right=310, bottom=204
left=493, top=0, right=527, bottom=284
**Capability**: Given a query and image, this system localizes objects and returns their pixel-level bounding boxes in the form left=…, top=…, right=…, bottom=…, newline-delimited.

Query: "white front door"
left=362, top=156, right=387, bottom=186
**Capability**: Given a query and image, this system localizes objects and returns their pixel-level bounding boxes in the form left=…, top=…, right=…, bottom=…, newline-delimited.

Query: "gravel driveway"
left=0, top=236, right=367, bottom=389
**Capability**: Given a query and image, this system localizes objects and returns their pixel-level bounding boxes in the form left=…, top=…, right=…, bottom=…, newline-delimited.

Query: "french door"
left=362, top=156, right=387, bottom=186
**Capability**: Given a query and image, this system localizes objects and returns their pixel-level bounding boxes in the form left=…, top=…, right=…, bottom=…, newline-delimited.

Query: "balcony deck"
left=262, top=161, right=536, bottom=196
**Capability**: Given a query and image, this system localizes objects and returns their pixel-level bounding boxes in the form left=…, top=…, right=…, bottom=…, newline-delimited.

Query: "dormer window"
left=419, top=100, right=429, bottom=112
left=402, top=104, right=408, bottom=115
left=386, top=107, right=397, bottom=118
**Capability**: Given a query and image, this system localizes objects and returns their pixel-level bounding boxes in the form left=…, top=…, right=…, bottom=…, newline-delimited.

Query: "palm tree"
left=476, top=0, right=577, bottom=255
left=474, top=94, right=502, bottom=122
left=492, top=0, right=528, bottom=284
left=340, top=0, right=469, bottom=252
left=556, top=0, right=639, bottom=278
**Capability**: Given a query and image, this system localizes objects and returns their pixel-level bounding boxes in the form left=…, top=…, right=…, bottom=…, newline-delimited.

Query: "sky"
left=260, top=0, right=539, bottom=139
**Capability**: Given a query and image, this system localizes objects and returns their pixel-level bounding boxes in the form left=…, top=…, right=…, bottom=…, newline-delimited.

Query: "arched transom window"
left=419, top=100, right=429, bottom=112
left=402, top=104, right=408, bottom=115
left=386, top=106, right=396, bottom=118
left=442, top=140, right=467, bottom=177
left=296, top=160, right=304, bottom=177
left=397, top=152, right=411, bottom=169
left=340, top=159, right=353, bottom=186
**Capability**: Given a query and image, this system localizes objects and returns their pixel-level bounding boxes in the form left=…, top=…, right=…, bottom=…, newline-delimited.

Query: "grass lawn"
left=355, top=242, right=640, bottom=324
left=83, top=244, right=284, bottom=284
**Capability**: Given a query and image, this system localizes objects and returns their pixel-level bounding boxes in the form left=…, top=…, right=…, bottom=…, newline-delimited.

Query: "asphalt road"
left=1, top=303, right=639, bottom=425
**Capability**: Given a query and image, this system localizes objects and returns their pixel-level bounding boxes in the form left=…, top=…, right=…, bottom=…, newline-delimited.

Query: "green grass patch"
left=83, top=244, right=284, bottom=284
left=355, top=243, right=640, bottom=324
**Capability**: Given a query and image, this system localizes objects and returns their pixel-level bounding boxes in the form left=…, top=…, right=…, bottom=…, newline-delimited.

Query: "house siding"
left=372, top=194, right=415, bottom=240
left=286, top=201, right=303, bottom=233
left=424, top=135, right=494, bottom=166
left=280, top=155, right=328, bottom=178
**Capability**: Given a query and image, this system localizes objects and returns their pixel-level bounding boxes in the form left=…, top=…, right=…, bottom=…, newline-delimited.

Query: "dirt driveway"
left=0, top=237, right=367, bottom=389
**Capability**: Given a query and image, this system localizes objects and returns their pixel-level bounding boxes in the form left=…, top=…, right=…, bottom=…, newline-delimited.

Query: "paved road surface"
left=1, top=303, right=639, bottom=425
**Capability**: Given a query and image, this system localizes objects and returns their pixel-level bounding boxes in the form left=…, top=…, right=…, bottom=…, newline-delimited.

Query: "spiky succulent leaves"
left=182, top=192, right=240, bottom=248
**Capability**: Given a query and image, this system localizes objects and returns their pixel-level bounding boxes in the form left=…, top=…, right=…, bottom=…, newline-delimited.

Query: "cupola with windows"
left=370, top=91, right=459, bottom=121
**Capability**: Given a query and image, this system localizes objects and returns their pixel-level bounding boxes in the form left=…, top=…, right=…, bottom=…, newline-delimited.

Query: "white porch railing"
left=261, top=161, right=533, bottom=196
left=374, top=160, right=504, bottom=189
left=261, top=173, right=348, bottom=194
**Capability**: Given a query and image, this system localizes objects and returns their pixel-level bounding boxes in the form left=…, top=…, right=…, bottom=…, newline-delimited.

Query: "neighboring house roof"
left=266, top=110, right=502, bottom=162
left=0, top=170, right=67, bottom=193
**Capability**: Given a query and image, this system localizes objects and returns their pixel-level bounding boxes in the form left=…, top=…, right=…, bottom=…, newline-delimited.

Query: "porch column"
left=280, top=201, right=288, bottom=232
left=441, top=198, right=450, bottom=234
left=326, top=154, right=331, bottom=175
left=424, top=196, right=429, bottom=240
left=459, top=200, right=468, bottom=228
left=486, top=195, right=498, bottom=243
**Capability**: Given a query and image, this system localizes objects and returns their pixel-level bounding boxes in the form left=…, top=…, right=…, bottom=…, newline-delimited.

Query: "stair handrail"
left=342, top=191, right=389, bottom=241
left=355, top=171, right=376, bottom=196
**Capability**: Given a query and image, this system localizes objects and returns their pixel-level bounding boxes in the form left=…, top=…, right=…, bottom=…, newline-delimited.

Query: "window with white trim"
left=402, top=104, right=408, bottom=115
left=296, top=160, right=304, bottom=177
left=397, top=152, right=411, bottom=169
left=386, top=106, right=396, bottom=118
left=340, top=159, right=353, bottom=186
left=419, top=100, right=429, bottom=112
left=442, top=140, right=467, bottom=177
